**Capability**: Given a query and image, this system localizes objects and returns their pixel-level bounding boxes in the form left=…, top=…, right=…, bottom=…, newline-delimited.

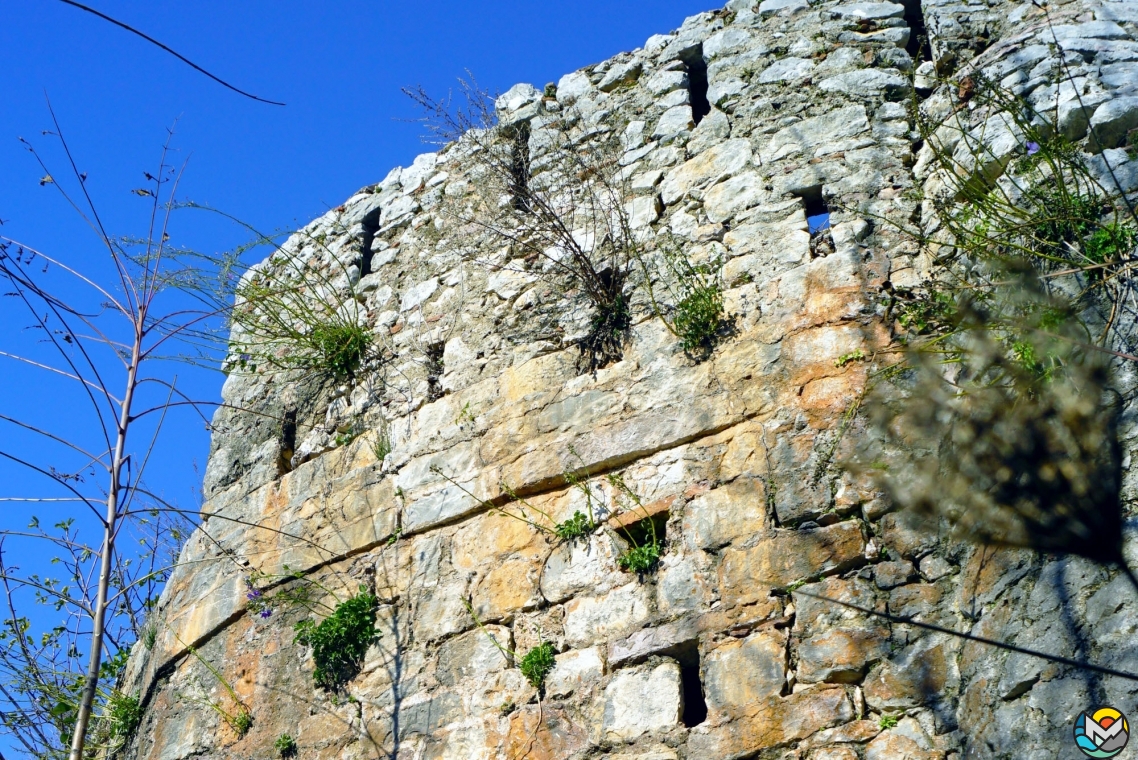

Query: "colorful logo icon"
left=1074, top=707, right=1130, bottom=757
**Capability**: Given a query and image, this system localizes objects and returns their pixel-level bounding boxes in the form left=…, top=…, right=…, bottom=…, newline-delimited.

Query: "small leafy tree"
left=0, top=114, right=280, bottom=758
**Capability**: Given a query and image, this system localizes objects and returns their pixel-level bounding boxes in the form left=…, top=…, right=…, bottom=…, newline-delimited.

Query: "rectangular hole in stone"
left=681, top=48, right=711, bottom=125
left=616, top=510, right=667, bottom=551
left=507, top=123, right=531, bottom=211
left=795, top=184, right=831, bottom=234
left=902, top=0, right=933, bottom=62
left=425, top=342, right=445, bottom=401
left=676, top=641, right=708, bottom=727
left=359, top=207, right=380, bottom=277
left=278, top=409, right=297, bottom=475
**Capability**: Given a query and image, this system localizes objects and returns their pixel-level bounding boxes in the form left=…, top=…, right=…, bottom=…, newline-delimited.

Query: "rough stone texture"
left=118, top=1, right=1138, bottom=759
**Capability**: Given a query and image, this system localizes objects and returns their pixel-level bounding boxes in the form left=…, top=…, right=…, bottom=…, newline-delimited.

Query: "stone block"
left=683, top=477, right=767, bottom=550
left=501, top=705, right=591, bottom=760
left=660, top=138, right=753, bottom=204
left=818, top=70, right=910, bottom=100
left=602, top=661, right=683, bottom=741
left=797, top=626, right=890, bottom=683
left=704, top=630, right=788, bottom=718
left=1090, top=97, right=1138, bottom=150
left=436, top=625, right=511, bottom=686
left=608, top=616, right=699, bottom=669
left=563, top=582, right=653, bottom=648
left=546, top=646, right=604, bottom=698
left=865, top=731, right=941, bottom=760
left=687, top=685, right=854, bottom=758
left=874, top=560, right=916, bottom=589
left=719, top=522, right=867, bottom=604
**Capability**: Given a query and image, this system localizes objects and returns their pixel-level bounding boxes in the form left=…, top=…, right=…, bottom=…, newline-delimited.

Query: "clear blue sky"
left=0, top=0, right=715, bottom=752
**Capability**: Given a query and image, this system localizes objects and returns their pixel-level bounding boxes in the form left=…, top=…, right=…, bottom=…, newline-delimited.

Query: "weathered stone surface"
left=796, top=626, right=890, bottom=683
left=608, top=616, right=699, bottom=668
left=683, top=477, right=767, bottom=550
left=704, top=630, right=788, bottom=718
left=719, top=521, right=867, bottom=603
left=818, top=69, right=910, bottom=99
left=1090, top=96, right=1138, bottom=149
left=563, top=582, right=652, bottom=648
left=864, top=731, right=941, bottom=760
left=688, top=686, right=854, bottom=758
left=546, top=646, right=604, bottom=698
left=660, top=138, right=752, bottom=204
left=602, top=661, right=683, bottom=741
left=121, top=2, right=1138, bottom=758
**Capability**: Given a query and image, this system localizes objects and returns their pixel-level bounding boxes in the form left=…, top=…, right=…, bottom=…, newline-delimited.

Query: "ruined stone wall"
left=120, top=0, right=1138, bottom=758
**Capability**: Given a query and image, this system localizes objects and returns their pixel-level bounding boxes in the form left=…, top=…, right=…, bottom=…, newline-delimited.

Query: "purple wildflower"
left=246, top=589, right=262, bottom=600
left=260, top=609, right=273, bottom=619
left=1026, top=141, right=1041, bottom=155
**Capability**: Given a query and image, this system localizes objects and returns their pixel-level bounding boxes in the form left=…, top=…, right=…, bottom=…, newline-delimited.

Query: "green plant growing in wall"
left=293, top=586, right=381, bottom=691
left=463, top=601, right=558, bottom=692
left=607, top=473, right=665, bottom=574
left=371, top=416, right=394, bottom=463
left=228, top=222, right=381, bottom=383
left=275, top=733, right=299, bottom=758
left=106, top=691, right=143, bottom=740
left=639, top=234, right=732, bottom=362
left=518, top=642, right=556, bottom=689
left=177, top=638, right=254, bottom=738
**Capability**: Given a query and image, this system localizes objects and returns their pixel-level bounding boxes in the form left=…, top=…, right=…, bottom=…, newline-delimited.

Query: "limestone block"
left=704, top=28, right=754, bottom=59
left=501, top=705, right=591, bottom=760
left=818, top=69, right=910, bottom=100
left=794, top=576, right=881, bottom=635
left=413, top=580, right=473, bottom=644
left=660, top=138, right=753, bottom=204
left=703, top=171, right=765, bottom=223
left=546, top=646, right=604, bottom=698
left=398, top=691, right=464, bottom=739
left=1090, top=97, right=1138, bottom=150
left=472, top=555, right=544, bottom=620
left=687, top=685, right=854, bottom=757
left=863, top=637, right=958, bottom=712
left=796, top=626, right=890, bottom=683
left=878, top=510, right=938, bottom=560
left=436, top=626, right=511, bottom=686
left=759, top=0, right=810, bottom=16
left=626, top=194, right=663, bottom=228
left=683, top=476, right=767, bottom=550
left=704, top=630, right=788, bottom=718
left=657, top=88, right=690, bottom=109
left=646, top=69, right=688, bottom=96
left=487, top=268, right=537, bottom=301
left=541, top=534, right=622, bottom=603
left=873, top=559, right=916, bottom=589
left=602, top=661, right=683, bottom=741
left=811, top=748, right=860, bottom=760
left=557, top=71, right=593, bottom=104
left=653, top=105, right=695, bottom=141
left=608, top=616, right=699, bottom=668
left=830, top=2, right=905, bottom=19
left=656, top=554, right=714, bottom=615
left=865, top=731, right=941, bottom=760
left=563, top=582, right=653, bottom=648
left=719, top=522, right=867, bottom=603
left=758, top=57, right=816, bottom=83
left=599, top=60, right=644, bottom=92
left=688, top=108, right=731, bottom=155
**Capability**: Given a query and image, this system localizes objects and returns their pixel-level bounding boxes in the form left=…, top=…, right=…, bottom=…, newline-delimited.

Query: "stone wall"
left=120, top=0, right=1138, bottom=758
